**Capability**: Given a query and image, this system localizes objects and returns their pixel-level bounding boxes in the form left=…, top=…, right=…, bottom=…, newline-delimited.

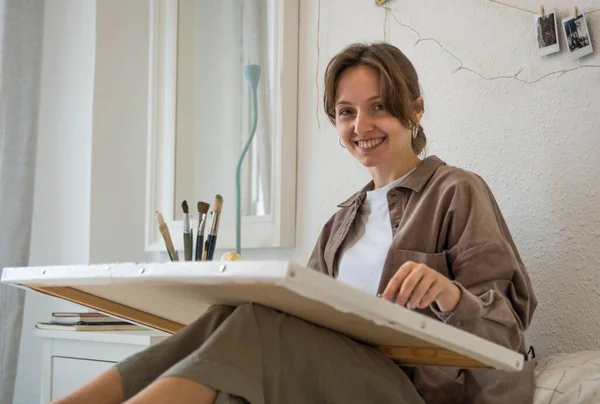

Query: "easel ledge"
left=30, top=285, right=491, bottom=369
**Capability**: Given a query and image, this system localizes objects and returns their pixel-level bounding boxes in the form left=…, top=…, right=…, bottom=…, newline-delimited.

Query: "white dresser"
left=35, top=329, right=169, bottom=403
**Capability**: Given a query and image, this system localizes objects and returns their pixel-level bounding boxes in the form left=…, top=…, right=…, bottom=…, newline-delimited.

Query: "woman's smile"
left=354, top=136, right=387, bottom=150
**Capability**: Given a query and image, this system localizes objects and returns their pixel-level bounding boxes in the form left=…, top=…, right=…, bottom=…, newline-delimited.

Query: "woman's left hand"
left=381, top=261, right=461, bottom=312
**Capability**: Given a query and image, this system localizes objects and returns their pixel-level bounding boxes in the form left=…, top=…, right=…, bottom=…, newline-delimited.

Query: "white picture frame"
left=534, top=9, right=560, bottom=56
left=562, top=13, right=594, bottom=59
left=144, top=0, right=299, bottom=254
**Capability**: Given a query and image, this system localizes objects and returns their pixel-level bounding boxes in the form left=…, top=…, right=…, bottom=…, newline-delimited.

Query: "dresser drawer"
left=51, top=356, right=115, bottom=400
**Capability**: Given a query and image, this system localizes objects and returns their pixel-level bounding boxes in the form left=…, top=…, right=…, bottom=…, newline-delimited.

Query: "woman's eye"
left=338, top=109, right=352, bottom=117
left=374, top=103, right=384, bottom=111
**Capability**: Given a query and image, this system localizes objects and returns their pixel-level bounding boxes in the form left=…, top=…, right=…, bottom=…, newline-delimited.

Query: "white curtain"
left=0, top=1, right=44, bottom=403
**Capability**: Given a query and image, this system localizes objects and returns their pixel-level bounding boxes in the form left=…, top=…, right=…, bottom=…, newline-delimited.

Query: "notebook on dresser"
left=1, top=260, right=525, bottom=371
left=35, top=311, right=145, bottom=331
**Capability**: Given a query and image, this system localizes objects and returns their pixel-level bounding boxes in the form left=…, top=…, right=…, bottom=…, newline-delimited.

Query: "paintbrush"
left=155, top=211, right=179, bottom=261
left=203, top=194, right=223, bottom=261
left=195, top=201, right=210, bottom=261
left=182, top=201, right=192, bottom=261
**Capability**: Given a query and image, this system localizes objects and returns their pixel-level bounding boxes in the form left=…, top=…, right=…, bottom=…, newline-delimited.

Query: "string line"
left=488, top=0, right=600, bottom=15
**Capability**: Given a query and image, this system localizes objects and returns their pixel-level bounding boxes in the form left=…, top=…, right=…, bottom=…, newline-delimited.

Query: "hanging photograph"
left=562, top=14, right=594, bottom=59
left=534, top=10, right=560, bottom=56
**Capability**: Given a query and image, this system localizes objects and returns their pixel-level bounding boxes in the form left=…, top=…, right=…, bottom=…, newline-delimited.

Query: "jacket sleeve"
left=431, top=173, right=537, bottom=353
left=306, top=214, right=337, bottom=276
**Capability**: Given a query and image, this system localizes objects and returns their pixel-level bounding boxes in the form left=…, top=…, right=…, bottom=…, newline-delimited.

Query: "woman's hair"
left=323, top=42, right=426, bottom=155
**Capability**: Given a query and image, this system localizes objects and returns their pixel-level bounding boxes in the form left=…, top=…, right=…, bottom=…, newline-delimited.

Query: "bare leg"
left=51, top=367, right=124, bottom=404
left=125, top=377, right=217, bottom=404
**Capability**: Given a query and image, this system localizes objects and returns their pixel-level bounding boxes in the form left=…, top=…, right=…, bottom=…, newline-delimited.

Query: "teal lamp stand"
left=236, top=65, right=261, bottom=254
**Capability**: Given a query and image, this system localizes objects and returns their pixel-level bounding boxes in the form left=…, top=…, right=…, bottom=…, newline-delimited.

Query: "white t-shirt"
left=337, top=170, right=414, bottom=295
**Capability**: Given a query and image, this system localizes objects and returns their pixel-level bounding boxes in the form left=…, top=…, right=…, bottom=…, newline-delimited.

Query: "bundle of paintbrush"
left=154, top=195, right=223, bottom=262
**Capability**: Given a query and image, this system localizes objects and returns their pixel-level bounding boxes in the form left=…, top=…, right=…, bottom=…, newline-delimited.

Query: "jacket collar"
left=336, top=155, right=445, bottom=208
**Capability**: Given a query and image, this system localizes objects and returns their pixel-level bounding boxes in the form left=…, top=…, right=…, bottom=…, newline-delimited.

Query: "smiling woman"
left=323, top=43, right=426, bottom=189
left=309, top=42, right=537, bottom=403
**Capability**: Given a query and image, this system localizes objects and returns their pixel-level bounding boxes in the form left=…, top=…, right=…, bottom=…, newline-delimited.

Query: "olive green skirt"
left=114, top=303, right=424, bottom=404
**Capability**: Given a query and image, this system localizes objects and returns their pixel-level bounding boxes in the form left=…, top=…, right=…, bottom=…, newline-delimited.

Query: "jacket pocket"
left=393, top=249, right=452, bottom=280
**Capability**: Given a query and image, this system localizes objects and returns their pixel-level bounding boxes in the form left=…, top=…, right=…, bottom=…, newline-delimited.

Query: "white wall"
left=89, top=0, right=150, bottom=264
left=293, top=0, right=600, bottom=359
left=14, top=1, right=97, bottom=403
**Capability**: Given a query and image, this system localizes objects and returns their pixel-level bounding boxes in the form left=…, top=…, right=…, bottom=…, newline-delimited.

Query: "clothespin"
left=540, top=5, right=545, bottom=17
left=376, top=0, right=389, bottom=5
left=574, top=6, right=579, bottom=17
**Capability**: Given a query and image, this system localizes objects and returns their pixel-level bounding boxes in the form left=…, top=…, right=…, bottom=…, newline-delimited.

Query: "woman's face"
left=334, top=65, right=416, bottom=169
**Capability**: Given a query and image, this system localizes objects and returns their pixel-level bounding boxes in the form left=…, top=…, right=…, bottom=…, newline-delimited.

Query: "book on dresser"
left=36, top=311, right=145, bottom=331
left=50, top=311, right=120, bottom=324
left=35, top=322, right=145, bottom=331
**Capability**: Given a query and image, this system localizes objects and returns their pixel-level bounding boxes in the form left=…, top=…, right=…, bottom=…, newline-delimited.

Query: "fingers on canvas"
left=381, top=261, right=416, bottom=302
left=396, top=264, right=429, bottom=307
left=417, top=280, right=444, bottom=309
left=382, top=262, right=444, bottom=310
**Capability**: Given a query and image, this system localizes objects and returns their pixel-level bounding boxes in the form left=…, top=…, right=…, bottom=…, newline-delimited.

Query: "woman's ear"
left=414, top=97, right=424, bottom=123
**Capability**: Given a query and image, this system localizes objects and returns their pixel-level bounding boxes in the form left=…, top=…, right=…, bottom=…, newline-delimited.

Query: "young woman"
left=53, top=43, right=537, bottom=404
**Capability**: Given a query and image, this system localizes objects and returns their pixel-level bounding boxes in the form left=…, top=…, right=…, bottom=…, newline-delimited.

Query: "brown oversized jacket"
left=307, top=155, right=538, bottom=404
